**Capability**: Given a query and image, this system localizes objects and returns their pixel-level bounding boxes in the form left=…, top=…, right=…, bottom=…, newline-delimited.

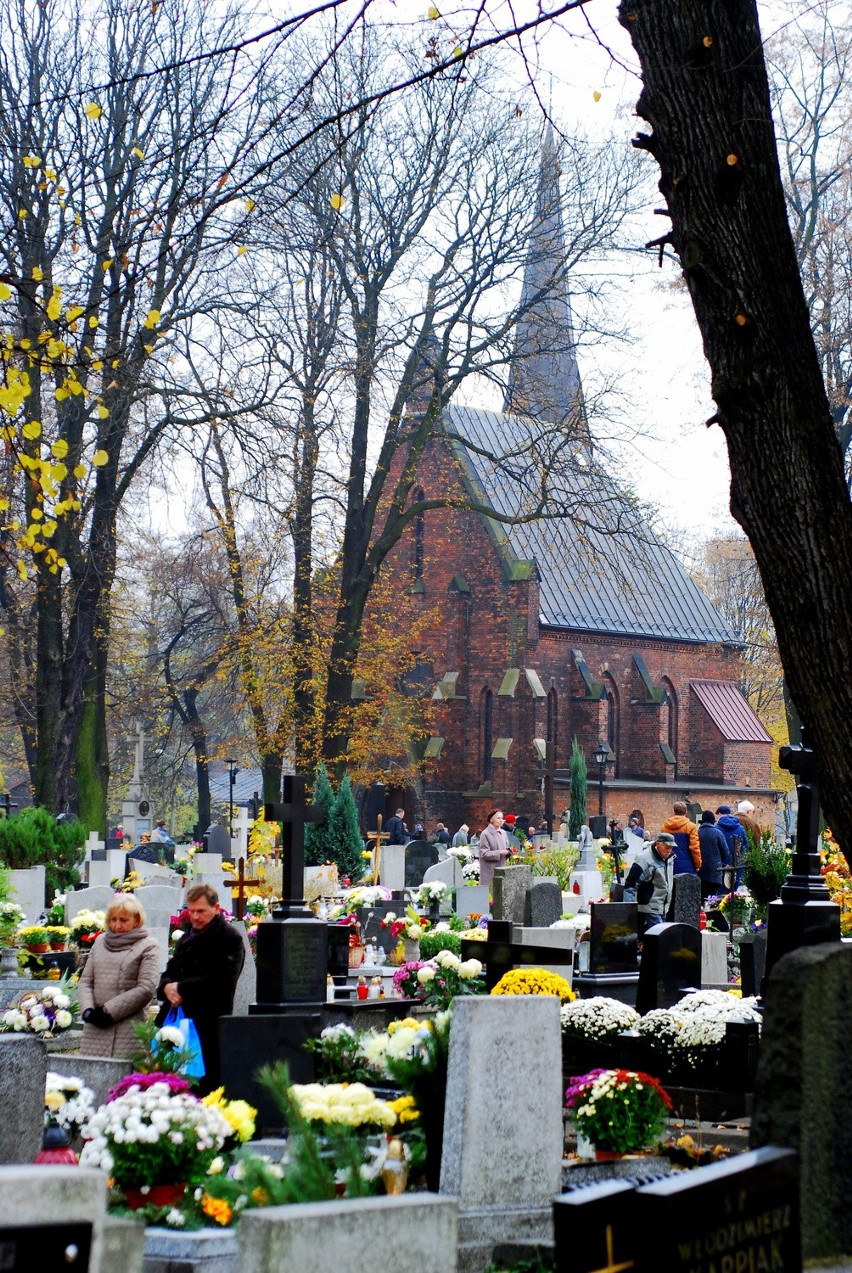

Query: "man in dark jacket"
left=698, top=811, right=730, bottom=900
left=715, top=806, right=746, bottom=888
left=156, top=883, right=244, bottom=1095
left=623, top=832, right=676, bottom=934
left=385, top=809, right=408, bottom=845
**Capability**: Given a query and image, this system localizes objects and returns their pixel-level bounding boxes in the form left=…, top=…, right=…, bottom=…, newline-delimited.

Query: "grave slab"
left=524, top=879, right=562, bottom=928
left=589, top=901, right=639, bottom=976
left=239, top=1195, right=458, bottom=1273
left=230, top=919, right=257, bottom=1016
left=0, top=1165, right=121, bottom=1273
left=143, top=1225, right=237, bottom=1273
left=700, top=929, right=728, bottom=986
left=378, top=844, right=406, bottom=892
left=7, top=867, right=46, bottom=926
left=456, top=884, right=490, bottom=919
left=517, top=926, right=574, bottom=983
left=47, top=1054, right=134, bottom=1109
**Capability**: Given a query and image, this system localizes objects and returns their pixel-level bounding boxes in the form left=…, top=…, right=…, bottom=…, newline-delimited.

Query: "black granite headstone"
left=738, top=928, right=767, bottom=998
left=327, top=924, right=350, bottom=981
left=589, top=901, right=639, bottom=975
left=636, top=921, right=702, bottom=1014
left=254, top=916, right=327, bottom=1008
left=125, top=842, right=172, bottom=877
left=0, top=1222, right=93, bottom=1272
left=669, top=872, right=701, bottom=928
left=554, top=1148, right=799, bottom=1273
left=220, top=1010, right=319, bottom=1134
left=403, top=840, right=439, bottom=887
left=204, top=823, right=232, bottom=857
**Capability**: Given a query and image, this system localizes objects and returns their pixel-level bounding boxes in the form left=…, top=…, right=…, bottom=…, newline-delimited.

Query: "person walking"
left=477, top=810, right=510, bottom=886
left=660, top=802, right=701, bottom=875
left=697, top=811, right=729, bottom=900
left=385, top=809, right=408, bottom=845
left=623, top=832, right=676, bottom=934
left=155, top=883, right=245, bottom=1096
left=78, top=895, right=160, bottom=1058
left=715, top=806, right=747, bottom=888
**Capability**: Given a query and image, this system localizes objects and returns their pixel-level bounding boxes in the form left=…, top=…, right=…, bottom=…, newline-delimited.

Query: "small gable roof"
left=690, top=680, right=772, bottom=743
left=442, top=402, right=738, bottom=646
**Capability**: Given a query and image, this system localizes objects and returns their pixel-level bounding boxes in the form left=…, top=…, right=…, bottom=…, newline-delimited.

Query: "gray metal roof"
left=442, top=403, right=739, bottom=645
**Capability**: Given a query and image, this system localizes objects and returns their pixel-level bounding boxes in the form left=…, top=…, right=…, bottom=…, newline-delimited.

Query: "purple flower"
left=564, top=1068, right=607, bottom=1109
left=107, top=1071, right=193, bottom=1103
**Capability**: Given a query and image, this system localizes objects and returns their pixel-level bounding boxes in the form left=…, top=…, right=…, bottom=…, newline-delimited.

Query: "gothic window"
left=412, top=487, right=425, bottom=582
left=602, top=674, right=619, bottom=773
left=482, top=688, right=494, bottom=782
left=661, top=678, right=678, bottom=758
left=547, top=688, right=558, bottom=765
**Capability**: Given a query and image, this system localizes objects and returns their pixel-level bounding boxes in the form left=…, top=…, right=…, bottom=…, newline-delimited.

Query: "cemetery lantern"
left=594, top=742, right=608, bottom=817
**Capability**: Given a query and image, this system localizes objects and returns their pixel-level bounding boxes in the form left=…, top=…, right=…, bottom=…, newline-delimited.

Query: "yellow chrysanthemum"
left=490, top=967, right=575, bottom=1002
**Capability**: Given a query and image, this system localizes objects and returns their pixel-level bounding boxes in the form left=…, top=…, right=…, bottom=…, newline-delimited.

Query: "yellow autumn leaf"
left=50, top=464, right=67, bottom=481
left=84, top=102, right=102, bottom=120
left=17, top=562, right=27, bottom=582
left=97, top=405, right=109, bottom=419
left=46, top=293, right=62, bottom=321
left=102, top=259, right=113, bottom=271
left=131, top=147, right=144, bottom=159
left=51, top=439, right=69, bottom=459
left=73, top=464, right=87, bottom=480
left=30, top=508, right=43, bottom=521
left=236, top=245, right=248, bottom=256
left=32, top=266, right=44, bottom=282
left=244, top=198, right=256, bottom=213
left=593, top=90, right=602, bottom=102
left=55, top=385, right=70, bottom=401
left=22, top=155, right=41, bottom=168
left=88, top=316, right=99, bottom=328
left=0, top=284, right=10, bottom=301
left=92, top=449, right=108, bottom=466
left=428, top=5, right=440, bottom=16
left=66, top=306, right=84, bottom=322
left=22, top=420, right=41, bottom=439
left=143, top=308, right=161, bottom=329
left=18, top=209, right=27, bottom=220
left=74, top=214, right=82, bottom=227
left=329, top=193, right=345, bottom=211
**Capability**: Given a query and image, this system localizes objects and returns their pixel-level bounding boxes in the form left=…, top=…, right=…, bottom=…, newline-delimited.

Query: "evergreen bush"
left=0, top=808, right=86, bottom=900
left=327, top=774, right=365, bottom=884
left=568, top=738, right=587, bottom=840
left=304, top=764, right=336, bottom=866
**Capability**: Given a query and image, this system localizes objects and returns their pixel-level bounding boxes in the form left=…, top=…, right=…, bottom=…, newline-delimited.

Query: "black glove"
left=82, top=1006, right=113, bottom=1028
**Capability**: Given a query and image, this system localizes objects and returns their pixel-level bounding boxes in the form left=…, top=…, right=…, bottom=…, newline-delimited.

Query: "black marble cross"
left=778, top=727, right=830, bottom=901
left=461, top=919, right=573, bottom=991
left=265, top=774, right=326, bottom=917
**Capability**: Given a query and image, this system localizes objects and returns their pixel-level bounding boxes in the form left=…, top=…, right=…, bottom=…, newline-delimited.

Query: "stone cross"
left=232, top=804, right=252, bottom=861
left=264, top=774, right=325, bottom=918
left=461, top=919, right=573, bottom=991
left=131, top=721, right=147, bottom=787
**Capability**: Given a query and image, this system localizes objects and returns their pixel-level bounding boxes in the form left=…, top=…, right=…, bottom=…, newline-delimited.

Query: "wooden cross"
left=461, top=919, right=574, bottom=991
left=265, top=773, right=326, bottom=918
left=366, top=814, right=390, bottom=887
left=230, top=858, right=261, bottom=921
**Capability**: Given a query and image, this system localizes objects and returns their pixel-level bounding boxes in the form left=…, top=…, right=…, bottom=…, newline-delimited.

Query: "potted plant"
left=45, top=925, right=70, bottom=951
left=0, top=980, right=77, bottom=1036
left=69, top=909, right=107, bottom=950
left=491, top=967, right=575, bottom=1002
left=565, top=1067, right=672, bottom=1158
left=79, top=1078, right=233, bottom=1209
left=16, top=924, right=53, bottom=953
left=560, top=995, right=642, bottom=1076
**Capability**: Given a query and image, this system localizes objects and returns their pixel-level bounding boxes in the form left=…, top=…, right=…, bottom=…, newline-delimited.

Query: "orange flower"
left=201, top=1194, right=233, bottom=1226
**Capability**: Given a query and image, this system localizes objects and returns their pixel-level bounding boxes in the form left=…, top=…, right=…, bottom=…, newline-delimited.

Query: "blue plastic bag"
left=163, top=1005, right=205, bottom=1080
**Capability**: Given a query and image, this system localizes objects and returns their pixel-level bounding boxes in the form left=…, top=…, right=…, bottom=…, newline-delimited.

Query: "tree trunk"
left=620, top=0, right=852, bottom=857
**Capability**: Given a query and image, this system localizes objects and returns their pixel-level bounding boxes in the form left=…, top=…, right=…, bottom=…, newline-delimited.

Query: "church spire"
left=503, top=128, right=589, bottom=447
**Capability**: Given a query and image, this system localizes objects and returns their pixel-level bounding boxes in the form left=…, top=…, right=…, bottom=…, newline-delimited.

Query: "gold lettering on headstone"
left=589, top=1225, right=634, bottom=1273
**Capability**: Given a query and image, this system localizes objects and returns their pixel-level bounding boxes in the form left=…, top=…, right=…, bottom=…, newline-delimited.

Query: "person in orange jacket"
left=659, top=802, right=701, bottom=875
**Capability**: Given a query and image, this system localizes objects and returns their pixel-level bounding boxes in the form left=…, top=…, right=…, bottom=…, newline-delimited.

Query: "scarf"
left=102, top=926, right=151, bottom=953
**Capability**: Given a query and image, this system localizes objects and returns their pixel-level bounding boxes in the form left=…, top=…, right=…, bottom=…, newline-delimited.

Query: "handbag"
left=163, top=1005, right=206, bottom=1080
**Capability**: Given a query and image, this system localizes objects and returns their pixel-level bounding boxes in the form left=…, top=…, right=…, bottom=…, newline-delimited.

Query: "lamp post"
left=227, top=759, right=239, bottom=836
left=593, top=742, right=608, bottom=818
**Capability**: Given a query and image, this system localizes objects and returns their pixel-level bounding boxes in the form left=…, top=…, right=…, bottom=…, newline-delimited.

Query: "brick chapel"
left=374, top=134, right=773, bottom=839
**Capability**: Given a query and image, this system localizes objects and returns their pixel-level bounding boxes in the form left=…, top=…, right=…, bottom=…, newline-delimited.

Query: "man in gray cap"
left=623, top=832, right=676, bottom=934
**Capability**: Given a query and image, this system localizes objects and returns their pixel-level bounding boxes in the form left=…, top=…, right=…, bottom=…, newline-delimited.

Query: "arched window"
left=412, top=487, right=425, bottom=581
left=661, top=678, right=678, bottom=759
left=482, top=688, right=494, bottom=782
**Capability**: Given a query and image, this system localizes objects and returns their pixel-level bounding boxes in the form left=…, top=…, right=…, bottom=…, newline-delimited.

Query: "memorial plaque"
left=254, top=917, right=326, bottom=1007
left=0, top=1223, right=92, bottom=1272
left=589, top=901, right=639, bottom=975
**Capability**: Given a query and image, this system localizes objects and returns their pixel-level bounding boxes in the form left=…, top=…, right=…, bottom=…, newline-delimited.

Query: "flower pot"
left=404, top=938, right=420, bottom=963
left=24, top=943, right=49, bottom=954
left=35, top=1125, right=78, bottom=1165
left=124, top=1183, right=187, bottom=1211
left=49, top=942, right=66, bottom=952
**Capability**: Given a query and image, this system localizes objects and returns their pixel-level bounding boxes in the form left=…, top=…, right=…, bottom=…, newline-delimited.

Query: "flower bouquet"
left=201, top=1088, right=257, bottom=1146
left=560, top=996, right=640, bottom=1041
left=566, top=1068, right=672, bottom=1155
left=414, top=951, right=485, bottom=1010
left=1, top=980, right=77, bottom=1036
left=0, top=902, right=24, bottom=946
left=461, top=860, right=480, bottom=883
left=69, top=909, right=107, bottom=949
left=45, top=1071, right=95, bottom=1135
left=80, top=1079, right=233, bottom=1193
left=392, top=959, right=426, bottom=999
left=303, top=1023, right=375, bottom=1084
left=491, top=967, right=575, bottom=1002
left=637, top=988, right=762, bottom=1079
left=416, top=881, right=448, bottom=911
left=288, top=1082, right=397, bottom=1131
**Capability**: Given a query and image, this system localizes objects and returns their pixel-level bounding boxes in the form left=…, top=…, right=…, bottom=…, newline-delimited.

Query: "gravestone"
left=456, top=883, right=490, bottom=919
left=738, top=928, right=767, bottom=998
left=423, top=855, right=466, bottom=893
left=327, top=925, right=351, bottom=982
left=523, top=879, right=562, bottom=929
left=204, top=823, right=232, bottom=857
left=441, top=996, right=563, bottom=1270
left=404, top=840, right=439, bottom=888
left=553, top=1148, right=799, bottom=1273
left=135, top=884, right=180, bottom=966
left=700, top=929, right=728, bottom=986
left=669, top=872, right=702, bottom=928
left=379, top=843, right=406, bottom=892
left=125, top=843, right=173, bottom=879
left=239, top=1196, right=458, bottom=1273
left=230, top=920, right=257, bottom=1016
left=491, top=865, right=532, bottom=925
left=0, top=1036, right=45, bottom=1164
left=462, top=920, right=573, bottom=992
left=751, top=941, right=852, bottom=1261
left=65, top=885, right=117, bottom=925
left=635, top=921, right=702, bottom=1014
left=588, top=902, right=639, bottom=975
left=7, top=868, right=46, bottom=926
left=517, top=925, right=574, bottom=983
left=355, top=903, right=398, bottom=955
left=86, top=856, right=113, bottom=889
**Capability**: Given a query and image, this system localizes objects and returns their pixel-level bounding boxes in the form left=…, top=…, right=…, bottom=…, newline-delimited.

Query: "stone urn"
left=0, top=944, right=19, bottom=976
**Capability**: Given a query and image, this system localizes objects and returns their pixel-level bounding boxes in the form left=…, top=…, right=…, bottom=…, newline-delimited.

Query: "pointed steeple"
left=503, top=128, right=589, bottom=447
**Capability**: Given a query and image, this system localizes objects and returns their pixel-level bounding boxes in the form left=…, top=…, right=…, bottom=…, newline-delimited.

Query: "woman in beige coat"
left=78, top=895, right=161, bottom=1058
